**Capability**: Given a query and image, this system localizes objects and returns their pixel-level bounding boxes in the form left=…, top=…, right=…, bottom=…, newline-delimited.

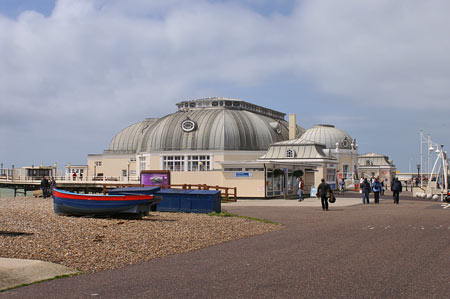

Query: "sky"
left=0, top=0, right=449, bottom=173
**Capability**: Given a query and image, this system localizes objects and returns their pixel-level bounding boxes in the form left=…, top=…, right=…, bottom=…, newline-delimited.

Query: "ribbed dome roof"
left=107, top=118, right=157, bottom=153
left=138, top=109, right=305, bottom=152
left=299, top=124, right=353, bottom=149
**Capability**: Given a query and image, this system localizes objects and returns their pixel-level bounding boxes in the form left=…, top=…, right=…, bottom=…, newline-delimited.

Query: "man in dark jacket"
left=391, top=177, right=402, bottom=204
left=40, top=176, right=49, bottom=199
left=361, top=178, right=371, bottom=204
left=317, top=179, right=331, bottom=211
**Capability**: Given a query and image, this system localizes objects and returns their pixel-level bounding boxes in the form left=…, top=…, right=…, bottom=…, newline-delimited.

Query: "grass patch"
left=0, top=272, right=82, bottom=292
left=208, top=211, right=280, bottom=225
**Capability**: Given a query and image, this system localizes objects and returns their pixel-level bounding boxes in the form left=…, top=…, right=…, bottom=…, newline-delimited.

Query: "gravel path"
left=0, top=197, right=281, bottom=274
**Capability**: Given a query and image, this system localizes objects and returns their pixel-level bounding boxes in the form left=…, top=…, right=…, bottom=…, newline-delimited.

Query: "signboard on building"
left=233, top=172, right=253, bottom=178
left=140, top=170, right=171, bottom=189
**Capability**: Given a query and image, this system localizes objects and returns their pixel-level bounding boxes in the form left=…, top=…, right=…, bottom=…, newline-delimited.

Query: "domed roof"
left=299, top=124, right=353, bottom=149
left=107, top=118, right=157, bottom=154
left=138, top=99, right=305, bottom=152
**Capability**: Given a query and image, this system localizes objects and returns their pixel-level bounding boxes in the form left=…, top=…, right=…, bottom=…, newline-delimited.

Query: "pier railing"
left=0, top=177, right=237, bottom=201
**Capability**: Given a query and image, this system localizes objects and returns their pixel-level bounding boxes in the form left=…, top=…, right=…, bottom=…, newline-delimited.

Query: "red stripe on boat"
left=53, top=190, right=153, bottom=201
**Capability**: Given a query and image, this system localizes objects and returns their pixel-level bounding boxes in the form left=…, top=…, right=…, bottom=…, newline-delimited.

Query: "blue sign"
left=233, top=172, right=253, bottom=178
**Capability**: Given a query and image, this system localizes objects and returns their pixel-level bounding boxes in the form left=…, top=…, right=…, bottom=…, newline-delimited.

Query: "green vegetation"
left=208, top=211, right=280, bottom=225
left=0, top=273, right=82, bottom=292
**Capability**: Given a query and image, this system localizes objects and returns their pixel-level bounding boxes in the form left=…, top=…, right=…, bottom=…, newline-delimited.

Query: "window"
left=162, top=155, right=211, bottom=171
left=326, top=168, right=336, bottom=182
left=224, top=167, right=243, bottom=172
left=225, top=101, right=232, bottom=106
left=163, top=156, right=185, bottom=171
left=233, top=101, right=240, bottom=106
left=343, top=164, right=349, bottom=179
left=130, top=157, right=136, bottom=162
left=181, top=119, right=196, bottom=132
left=139, top=156, right=147, bottom=171
left=122, top=169, right=127, bottom=177
left=212, top=101, right=218, bottom=106
left=286, top=149, right=296, bottom=158
left=95, top=161, right=102, bottom=166
left=245, top=168, right=264, bottom=172
left=366, top=160, right=372, bottom=166
left=187, top=155, right=210, bottom=171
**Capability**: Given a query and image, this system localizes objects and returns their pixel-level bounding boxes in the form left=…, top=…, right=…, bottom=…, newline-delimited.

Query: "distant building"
left=358, top=152, right=396, bottom=183
left=260, top=124, right=359, bottom=191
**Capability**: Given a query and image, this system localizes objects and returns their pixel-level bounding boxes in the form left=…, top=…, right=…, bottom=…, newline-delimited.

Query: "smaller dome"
left=299, top=124, right=353, bottom=149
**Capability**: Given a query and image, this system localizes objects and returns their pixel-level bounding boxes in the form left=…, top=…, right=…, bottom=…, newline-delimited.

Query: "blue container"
left=156, top=189, right=221, bottom=213
left=108, top=186, right=161, bottom=196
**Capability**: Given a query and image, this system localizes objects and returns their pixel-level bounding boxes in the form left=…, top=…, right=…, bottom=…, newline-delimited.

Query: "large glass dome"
left=106, top=118, right=157, bottom=154
left=138, top=98, right=305, bottom=152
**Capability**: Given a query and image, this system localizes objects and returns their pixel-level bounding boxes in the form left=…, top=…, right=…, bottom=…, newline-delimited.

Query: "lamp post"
left=416, top=164, right=420, bottom=186
left=350, top=140, right=358, bottom=185
left=127, top=161, right=130, bottom=182
left=53, top=163, right=57, bottom=179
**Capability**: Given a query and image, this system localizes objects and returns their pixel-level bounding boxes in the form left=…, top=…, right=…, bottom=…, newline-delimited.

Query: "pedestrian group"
left=296, top=175, right=404, bottom=211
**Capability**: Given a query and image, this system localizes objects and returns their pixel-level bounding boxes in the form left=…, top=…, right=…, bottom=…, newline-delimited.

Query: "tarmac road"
left=2, top=196, right=450, bottom=298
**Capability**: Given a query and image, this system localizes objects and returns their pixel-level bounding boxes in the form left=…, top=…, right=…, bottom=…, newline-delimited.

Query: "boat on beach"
left=52, top=188, right=161, bottom=217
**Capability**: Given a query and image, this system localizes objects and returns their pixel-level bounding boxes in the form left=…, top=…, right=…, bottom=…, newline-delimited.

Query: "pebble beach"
left=0, top=197, right=281, bottom=274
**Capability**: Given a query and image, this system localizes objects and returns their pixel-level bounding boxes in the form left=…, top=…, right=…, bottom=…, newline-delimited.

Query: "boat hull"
left=52, top=189, right=160, bottom=217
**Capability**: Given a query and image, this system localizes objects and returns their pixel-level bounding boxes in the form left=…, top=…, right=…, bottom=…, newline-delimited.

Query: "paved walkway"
left=224, top=195, right=374, bottom=207
left=1, top=197, right=449, bottom=298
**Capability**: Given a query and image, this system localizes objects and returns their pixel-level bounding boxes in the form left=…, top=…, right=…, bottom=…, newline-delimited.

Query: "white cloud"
left=292, top=0, right=450, bottom=108
left=1, top=0, right=449, bottom=167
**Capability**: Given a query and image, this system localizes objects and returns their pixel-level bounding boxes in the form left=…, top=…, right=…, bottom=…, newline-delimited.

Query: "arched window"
left=286, top=149, right=296, bottom=158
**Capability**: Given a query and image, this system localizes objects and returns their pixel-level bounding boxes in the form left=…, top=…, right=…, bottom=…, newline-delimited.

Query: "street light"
left=417, top=164, right=420, bottom=186
left=53, top=163, right=58, bottom=179
left=127, top=161, right=130, bottom=182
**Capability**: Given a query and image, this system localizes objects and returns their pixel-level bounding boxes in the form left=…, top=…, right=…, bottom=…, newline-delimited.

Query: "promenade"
left=1, top=195, right=449, bottom=298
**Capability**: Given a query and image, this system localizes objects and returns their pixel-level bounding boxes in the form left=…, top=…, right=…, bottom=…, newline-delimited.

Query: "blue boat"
left=52, top=189, right=161, bottom=217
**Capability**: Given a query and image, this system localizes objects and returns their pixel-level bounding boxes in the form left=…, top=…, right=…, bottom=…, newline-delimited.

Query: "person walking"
left=339, top=178, right=345, bottom=194
left=317, top=178, right=331, bottom=211
left=297, top=177, right=304, bottom=202
left=40, top=176, right=49, bottom=199
left=50, top=177, right=56, bottom=194
left=361, top=178, right=371, bottom=204
left=391, top=177, right=402, bottom=204
left=372, top=178, right=382, bottom=204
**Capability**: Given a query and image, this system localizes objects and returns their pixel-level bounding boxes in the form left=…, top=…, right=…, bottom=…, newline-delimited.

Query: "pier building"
left=358, top=153, right=396, bottom=183
left=85, top=97, right=394, bottom=198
